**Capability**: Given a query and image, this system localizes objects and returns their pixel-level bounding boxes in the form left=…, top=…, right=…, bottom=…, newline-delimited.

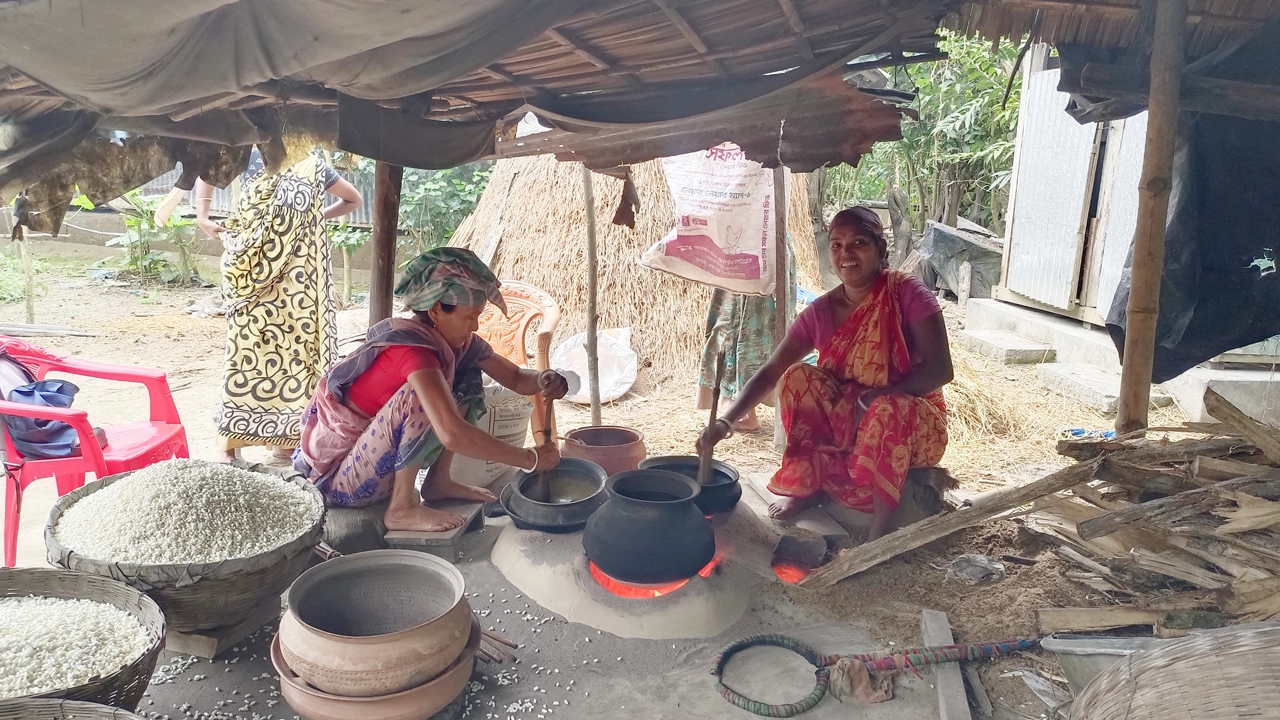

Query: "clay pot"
left=583, top=469, right=716, bottom=585
left=278, top=550, right=471, bottom=697
left=560, top=426, right=647, bottom=477
left=272, top=618, right=480, bottom=720
left=638, top=455, right=742, bottom=516
left=509, top=458, right=607, bottom=527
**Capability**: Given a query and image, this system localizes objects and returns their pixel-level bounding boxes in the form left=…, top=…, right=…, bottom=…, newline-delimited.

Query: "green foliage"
left=0, top=253, right=48, bottom=303
left=826, top=31, right=1024, bottom=234
left=351, top=158, right=493, bottom=254
left=329, top=220, right=370, bottom=251
left=106, top=190, right=198, bottom=283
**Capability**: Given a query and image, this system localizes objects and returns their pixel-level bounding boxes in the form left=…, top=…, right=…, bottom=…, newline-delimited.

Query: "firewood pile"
left=1022, top=389, right=1280, bottom=635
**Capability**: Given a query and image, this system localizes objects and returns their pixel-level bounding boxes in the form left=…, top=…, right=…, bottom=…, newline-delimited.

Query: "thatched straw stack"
left=452, top=155, right=818, bottom=382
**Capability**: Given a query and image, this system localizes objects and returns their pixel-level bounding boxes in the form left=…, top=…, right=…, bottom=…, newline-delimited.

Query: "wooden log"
left=369, top=162, right=402, bottom=325
left=1078, top=471, right=1280, bottom=540
left=1124, top=549, right=1230, bottom=589
left=1080, top=62, right=1280, bottom=123
left=1203, top=388, right=1280, bottom=465
left=1036, top=607, right=1163, bottom=634
left=799, top=458, right=1102, bottom=588
left=0, top=323, right=96, bottom=337
left=1192, top=455, right=1274, bottom=483
left=921, top=610, right=972, bottom=720
left=961, top=664, right=993, bottom=718
left=1115, top=0, right=1186, bottom=434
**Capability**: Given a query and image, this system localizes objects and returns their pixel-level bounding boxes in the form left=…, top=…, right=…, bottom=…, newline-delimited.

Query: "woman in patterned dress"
left=194, top=149, right=362, bottom=461
left=698, top=207, right=952, bottom=541
left=295, top=248, right=567, bottom=533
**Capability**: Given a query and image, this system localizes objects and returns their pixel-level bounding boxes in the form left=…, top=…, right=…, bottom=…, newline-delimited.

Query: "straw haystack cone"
left=451, top=155, right=819, bottom=383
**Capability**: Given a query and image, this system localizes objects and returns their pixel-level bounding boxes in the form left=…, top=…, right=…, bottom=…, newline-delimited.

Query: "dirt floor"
left=3, top=248, right=1185, bottom=718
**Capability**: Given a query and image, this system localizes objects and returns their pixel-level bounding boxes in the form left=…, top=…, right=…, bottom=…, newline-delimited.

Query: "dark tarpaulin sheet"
left=1106, top=37, right=1280, bottom=383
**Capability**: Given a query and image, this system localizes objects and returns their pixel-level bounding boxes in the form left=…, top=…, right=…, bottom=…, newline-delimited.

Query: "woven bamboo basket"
left=1070, top=623, right=1280, bottom=719
left=45, top=461, right=325, bottom=633
left=0, top=699, right=146, bottom=719
left=1, top=568, right=164, bottom=711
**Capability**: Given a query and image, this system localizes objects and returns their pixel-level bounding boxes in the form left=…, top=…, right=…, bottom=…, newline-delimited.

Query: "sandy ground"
left=1, top=253, right=1143, bottom=717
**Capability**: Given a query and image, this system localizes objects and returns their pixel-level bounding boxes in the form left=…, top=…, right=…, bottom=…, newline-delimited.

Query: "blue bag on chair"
left=4, top=380, right=80, bottom=459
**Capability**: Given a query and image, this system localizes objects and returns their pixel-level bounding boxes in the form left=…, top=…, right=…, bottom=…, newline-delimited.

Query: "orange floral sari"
left=769, top=271, right=947, bottom=511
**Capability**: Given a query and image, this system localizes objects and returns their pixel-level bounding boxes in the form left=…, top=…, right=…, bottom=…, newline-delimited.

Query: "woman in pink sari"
left=699, top=207, right=953, bottom=540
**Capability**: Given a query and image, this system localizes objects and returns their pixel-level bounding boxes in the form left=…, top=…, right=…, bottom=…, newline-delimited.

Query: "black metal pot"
left=509, top=458, right=607, bottom=527
left=637, top=455, right=742, bottom=515
left=583, top=469, right=716, bottom=585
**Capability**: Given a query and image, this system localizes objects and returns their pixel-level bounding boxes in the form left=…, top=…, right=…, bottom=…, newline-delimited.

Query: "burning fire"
left=589, top=556, right=722, bottom=599
left=771, top=559, right=812, bottom=584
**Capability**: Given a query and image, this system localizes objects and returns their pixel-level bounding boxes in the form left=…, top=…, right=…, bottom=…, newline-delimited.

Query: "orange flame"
left=771, top=559, right=812, bottom=584
left=589, top=555, right=722, bottom=599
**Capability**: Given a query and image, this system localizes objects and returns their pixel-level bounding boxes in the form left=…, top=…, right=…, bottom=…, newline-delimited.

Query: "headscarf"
left=395, top=247, right=507, bottom=314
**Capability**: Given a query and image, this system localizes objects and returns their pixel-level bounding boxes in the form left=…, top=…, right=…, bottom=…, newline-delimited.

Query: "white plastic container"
left=1039, top=634, right=1172, bottom=694
left=451, top=378, right=533, bottom=488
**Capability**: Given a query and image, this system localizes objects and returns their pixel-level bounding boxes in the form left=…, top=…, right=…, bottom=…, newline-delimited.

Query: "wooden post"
left=773, top=167, right=789, bottom=453
left=1116, top=0, right=1186, bottom=433
left=369, top=162, right=402, bottom=325
left=582, top=164, right=602, bottom=425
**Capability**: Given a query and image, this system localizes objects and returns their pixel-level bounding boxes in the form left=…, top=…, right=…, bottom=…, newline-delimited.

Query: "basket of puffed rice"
left=0, top=698, right=147, bottom=719
left=45, top=458, right=325, bottom=633
left=0, top=567, right=165, bottom=710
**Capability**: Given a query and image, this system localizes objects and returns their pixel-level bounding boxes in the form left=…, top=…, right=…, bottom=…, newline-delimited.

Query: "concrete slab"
left=1036, top=363, right=1173, bottom=415
left=385, top=500, right=484, bottom=562
left=956, top=329, right=1056, bottom=365
left=967, top=299, right=1122, bottom=372
left=1162, top=365, right=1280, bottom=426
left=742, top=472, right=850, bottom=540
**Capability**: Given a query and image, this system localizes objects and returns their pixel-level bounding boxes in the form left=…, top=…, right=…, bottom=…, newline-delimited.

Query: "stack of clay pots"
left=271, top=550, right=479, bottom=720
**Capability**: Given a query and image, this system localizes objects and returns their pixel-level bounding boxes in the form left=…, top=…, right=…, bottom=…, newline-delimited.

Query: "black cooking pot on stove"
left=583, top=469, right=715, bottom=585
left=637, top=455, right=741, bottom=515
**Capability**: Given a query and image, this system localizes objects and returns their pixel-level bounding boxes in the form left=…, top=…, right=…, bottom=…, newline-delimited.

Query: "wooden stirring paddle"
left=697, top=350, right=727, bottom=485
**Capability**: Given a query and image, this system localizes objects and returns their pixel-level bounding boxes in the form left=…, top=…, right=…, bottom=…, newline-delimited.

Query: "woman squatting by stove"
left=699, top=206, right=954, bottom=542
left=294, top=247, right=568, bottom=534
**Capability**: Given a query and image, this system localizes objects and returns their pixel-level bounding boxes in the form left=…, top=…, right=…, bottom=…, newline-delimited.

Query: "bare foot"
left=384, top=503, right=467, bottom=533
left=768, top=494, right=823, bottom=520
left=422, top=478, right=497, bottom=504
left=219, top=449, right=239, bottom=464
left=731, top=416, right=761, bottom=433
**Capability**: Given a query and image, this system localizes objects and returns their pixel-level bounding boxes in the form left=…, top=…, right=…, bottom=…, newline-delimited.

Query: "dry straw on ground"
left=452, top=155, right=819, bottom=383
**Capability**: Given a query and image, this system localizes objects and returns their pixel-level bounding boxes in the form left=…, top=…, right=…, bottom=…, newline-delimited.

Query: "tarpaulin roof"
left=0, top=0, right=948, bottom=231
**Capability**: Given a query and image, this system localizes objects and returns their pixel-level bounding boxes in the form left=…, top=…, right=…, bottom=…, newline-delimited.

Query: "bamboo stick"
left=369, top=162, right=402, bottom=324
left=582, top=164, right=602, bottom=425
left=1115, top=0, right=1187, bottom=433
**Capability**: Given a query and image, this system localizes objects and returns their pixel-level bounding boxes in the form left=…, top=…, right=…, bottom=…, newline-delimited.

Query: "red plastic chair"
left=0, top=337, right=189, bottom=566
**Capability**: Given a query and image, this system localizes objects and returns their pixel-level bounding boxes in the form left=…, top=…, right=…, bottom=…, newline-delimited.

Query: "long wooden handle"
left=697, top=351, right=726, bottom=485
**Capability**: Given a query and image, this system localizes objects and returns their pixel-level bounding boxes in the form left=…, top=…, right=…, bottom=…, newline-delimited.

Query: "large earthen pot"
left=638, top=455, right=742, bottom=516
left=278, top=550, right=471, bottom=697
left=583, top=469, right=715, bottom=585
left=560, top=426, right=646, bottom=477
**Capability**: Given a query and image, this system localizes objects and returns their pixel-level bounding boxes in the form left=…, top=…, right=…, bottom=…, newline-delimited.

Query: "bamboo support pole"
left=773, top=166, right=789, bottom=453
left=1116, top=0, right=1187, bottom=434
left=582, top=164, right=602, bottom=425
left=369, top=162, right=402, bottom=325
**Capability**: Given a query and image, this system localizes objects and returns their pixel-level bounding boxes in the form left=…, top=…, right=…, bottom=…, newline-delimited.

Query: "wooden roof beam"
left=480, top=65, right=558, bottom=104
left=776, top=0, right=817, bottom=61
left=167, top=91, right=240, bottom=122
left=651, top=0, right=731, bottom=77
left=1080, top=61, right=1280, bottom=122
left=1004, top=0, right=1264, bottom=31
left=545, top=27, right=644, bottom=87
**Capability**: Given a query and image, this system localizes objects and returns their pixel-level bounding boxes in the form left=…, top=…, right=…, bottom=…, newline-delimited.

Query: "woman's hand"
left=198, top=218, right=227, bottom=241
left=537, top=370, right=569, bottom=400
left=696, top=419, right=732, bottom=455
left=530, top=441, right=561, bottom=471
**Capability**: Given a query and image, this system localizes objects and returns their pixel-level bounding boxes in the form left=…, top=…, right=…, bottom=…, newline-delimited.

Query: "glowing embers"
left=588, top=556, right=722, bottom=599
left=770, top=559, right=813, bottom=585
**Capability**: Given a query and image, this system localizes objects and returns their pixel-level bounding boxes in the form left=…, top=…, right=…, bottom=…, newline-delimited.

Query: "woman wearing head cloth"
left=699, top=207, right=952, bottom=541
left=296, top=247, right=567, bottom=532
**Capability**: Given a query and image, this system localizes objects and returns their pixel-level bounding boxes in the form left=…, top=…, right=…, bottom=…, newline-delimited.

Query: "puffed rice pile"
left=53, top=459, right=322, bottom=564
left=0, top=595, right=152, bottom=698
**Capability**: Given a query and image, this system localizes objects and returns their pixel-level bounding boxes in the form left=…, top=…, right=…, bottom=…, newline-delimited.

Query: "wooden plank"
left=1193, top=455, right=1272, bottom=483
left=1127, top=549, right=1230, bottom=589
left=1036, top=606, right=1163, bottom=634
left=1115, top=0, right=1186, bottom=433
left=921, top=610, right=972, bottom=720
left=1203, top=388, right=1280, bottom=465
left=961, top=664, right=994, bottom=718
left=800, top=458, right=1101, bottom=587
left=1077, top=471, right=1280, bottom=540
left=369, top=162, right=401, bottom=324
left=0, top=323, right=96, bottom=337
left=166, top=595, right=281, bottom=659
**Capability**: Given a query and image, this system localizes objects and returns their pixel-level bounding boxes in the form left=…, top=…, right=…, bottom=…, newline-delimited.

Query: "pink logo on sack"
left=664, top=233, right=761, bottom=280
